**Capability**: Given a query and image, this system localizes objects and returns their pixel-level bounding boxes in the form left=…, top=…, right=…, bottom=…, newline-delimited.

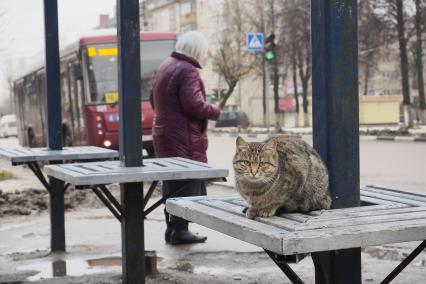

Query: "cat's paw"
left=257, top=208, right=276, bottom=218
left=245, top=208, right=257, bottom=219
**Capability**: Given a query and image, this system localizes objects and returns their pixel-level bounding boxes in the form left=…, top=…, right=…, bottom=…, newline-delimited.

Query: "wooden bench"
left=166, top=185, right=426, bottom=283
left=0, top=145, right=120, bottom=251
left=45, top=157, right=229, bottom=221
left=0, top=146, right=118, bottom=192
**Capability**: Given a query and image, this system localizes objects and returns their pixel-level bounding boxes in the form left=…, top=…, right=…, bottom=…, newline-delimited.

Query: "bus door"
left=67, top=61, right=84, bottom=145
left=36, top=72, right=47, bottom=145
left=24, top=75, right=42, bottom=146
left=14, top=80, right=26, bottom=145
left=74, top=62, right=87, bottom=145
left=60, top=67, right=73, bottom=146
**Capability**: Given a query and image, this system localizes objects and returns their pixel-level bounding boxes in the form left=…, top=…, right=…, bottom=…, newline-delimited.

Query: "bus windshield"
left=83, top=39, right=175, bottom=104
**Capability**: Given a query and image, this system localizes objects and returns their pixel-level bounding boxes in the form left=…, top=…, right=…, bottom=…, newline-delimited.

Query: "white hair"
left=175, top=31, right=208, bottom=65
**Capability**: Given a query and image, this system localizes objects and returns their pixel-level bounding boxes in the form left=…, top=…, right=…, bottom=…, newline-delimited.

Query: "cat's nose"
left=251, top=164, right=259, bottom=176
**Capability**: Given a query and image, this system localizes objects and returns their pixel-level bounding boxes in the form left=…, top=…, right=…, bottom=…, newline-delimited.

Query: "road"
left=1, top=135, right=425, bottom=193
left=207, top=134, right=426, bottom=193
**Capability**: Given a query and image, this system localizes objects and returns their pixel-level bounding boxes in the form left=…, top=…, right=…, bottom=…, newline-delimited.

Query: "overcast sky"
left=0, top=0, right=116, bottom=98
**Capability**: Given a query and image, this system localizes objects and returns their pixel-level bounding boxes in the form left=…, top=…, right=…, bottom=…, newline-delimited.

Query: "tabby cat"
left=233, top=134, right=331, bottom=219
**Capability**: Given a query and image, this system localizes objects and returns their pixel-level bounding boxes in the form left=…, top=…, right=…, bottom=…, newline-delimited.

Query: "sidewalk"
left=211, top=125, right=426, bottom=142
left=1, top=184, right=425, bottom=283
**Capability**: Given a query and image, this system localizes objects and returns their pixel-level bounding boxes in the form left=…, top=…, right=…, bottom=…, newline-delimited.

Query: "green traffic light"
left=265, top=51, right=275, bottom=61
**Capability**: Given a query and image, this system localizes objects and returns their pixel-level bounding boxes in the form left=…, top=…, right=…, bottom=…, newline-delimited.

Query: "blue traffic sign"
left=246, top=33, right=264, bottom=51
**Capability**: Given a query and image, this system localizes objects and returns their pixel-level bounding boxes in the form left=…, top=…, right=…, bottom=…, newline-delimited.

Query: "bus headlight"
left=103, top=140, right=112, bottom=148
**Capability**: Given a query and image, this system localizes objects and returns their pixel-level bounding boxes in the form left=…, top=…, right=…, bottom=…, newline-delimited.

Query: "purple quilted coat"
left=150, top=52, right=221, bottom=163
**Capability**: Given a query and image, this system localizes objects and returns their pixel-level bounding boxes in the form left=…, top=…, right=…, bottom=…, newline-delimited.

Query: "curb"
left=376, top=136, right=426, bottom=142
left=211, top=132, right=426, bottom=142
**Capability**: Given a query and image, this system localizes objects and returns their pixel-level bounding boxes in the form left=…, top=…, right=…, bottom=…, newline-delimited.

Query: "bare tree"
left=0, top=61, right=18, bottom=115
left=280, top=0, right=311, bottom=127
left=376, top=0, right=413, bottom=127
left=211, top=0, right=256, bottom=109
left=413, top=0, right=425, bottom=112
left=358, top=0, right=389, bottom=96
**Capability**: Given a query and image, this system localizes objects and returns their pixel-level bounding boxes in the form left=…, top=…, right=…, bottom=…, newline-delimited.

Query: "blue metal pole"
left=311, top=0, right=361, bottom=283
left=43, top=0, right=65, bottom=252
left=44, top=0, right=62, bottom=151
left=116, top=0, right=144, bottom=283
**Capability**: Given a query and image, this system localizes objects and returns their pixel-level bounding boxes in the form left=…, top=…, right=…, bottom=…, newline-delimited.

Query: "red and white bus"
left=13, top=30, right=176, bottom=156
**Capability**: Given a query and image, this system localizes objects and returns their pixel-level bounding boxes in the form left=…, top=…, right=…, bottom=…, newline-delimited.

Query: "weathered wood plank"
left=363, top=186, right=426, bottom=204
left=365, top=185, right=426, bottom=199
left=361, top=190, right=426, bottom=207
left=0, top=146, right=118, bottom=164
left=281, top=218, right=426, bottom=254
left=308, top=203, right=409, bottom=217
left=294, top=210, right=426, bottom=231
left=166, top=198, right=286, bottom=254
left=360, top=195, right=406, bottom=206
left=224, top=197, right=313, bottom=223
left=197, top=199, right=300, bottom=231
left=45, top=158, right=229, bottom=186
left=306, top=205, right=422, bottom=223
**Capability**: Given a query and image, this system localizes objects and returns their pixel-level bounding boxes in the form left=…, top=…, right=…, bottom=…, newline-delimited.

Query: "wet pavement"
left=1, top=136, right=426, bottom=283
left=1, top=187, right=426, bottom=283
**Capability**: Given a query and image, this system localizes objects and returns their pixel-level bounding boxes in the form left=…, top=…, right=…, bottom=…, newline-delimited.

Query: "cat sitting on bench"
left=233, top=134, right=331, bottom=219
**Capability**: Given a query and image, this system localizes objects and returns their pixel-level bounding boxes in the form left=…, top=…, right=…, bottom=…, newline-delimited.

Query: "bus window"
left=82, top=39, right=175, bottom=104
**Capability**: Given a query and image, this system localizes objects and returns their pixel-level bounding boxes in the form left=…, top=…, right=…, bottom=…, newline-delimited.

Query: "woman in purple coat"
left=150, top=31, right=222, bottom=245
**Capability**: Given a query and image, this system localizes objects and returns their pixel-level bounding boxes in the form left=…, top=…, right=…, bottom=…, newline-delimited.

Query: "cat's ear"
left=236, top=136, right=249, bottom=150
left=263, top=139, right=277, bottom=152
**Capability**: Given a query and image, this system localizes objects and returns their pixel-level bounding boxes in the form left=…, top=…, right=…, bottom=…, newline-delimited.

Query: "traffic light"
left=264, top=33, right=276, bottom=61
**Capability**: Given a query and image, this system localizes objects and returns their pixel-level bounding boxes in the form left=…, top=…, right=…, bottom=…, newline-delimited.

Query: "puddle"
left=193, top=265, right=278, bottom=276
left=18, top=257, right=122, bottom=281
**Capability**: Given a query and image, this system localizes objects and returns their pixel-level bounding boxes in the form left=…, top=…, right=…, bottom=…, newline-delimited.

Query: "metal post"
left=43, top=0, right=65, bottom=252
left=311, top=0, right=361, bottom=283
left=116, top=0, right=144, bottom=283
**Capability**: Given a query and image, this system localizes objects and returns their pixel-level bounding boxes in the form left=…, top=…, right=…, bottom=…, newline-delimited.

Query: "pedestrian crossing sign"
left=246, top=33, right=264, bottom=51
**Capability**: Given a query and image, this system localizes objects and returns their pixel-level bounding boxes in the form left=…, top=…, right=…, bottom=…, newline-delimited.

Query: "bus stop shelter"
left=32, top=0, right=423, bottom=283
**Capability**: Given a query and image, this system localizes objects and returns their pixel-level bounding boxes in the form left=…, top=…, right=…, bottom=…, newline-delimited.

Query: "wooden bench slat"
left=174, top=157, right=214, bottom=168
left=360, top=195, right=406, bottom=206
left=363, top=186, right=426, bottom=204
left=308, top=203, right=409, bottom=217
left=281, top=218, right=426, bottom=254
left=0, top=146, right=118, bottom=164
left=197, top=199, right=300, bottom=231
left=365, top=185, right=426, bottom=199
left=306, top=205, right=419, bottom=223
left=361, top=190, right=426, bottom=207
left=167, top=198, right=286, bottom=254
left=294, top=209, right=426, bottom=231
left=45, top=158, right=229, bottom=186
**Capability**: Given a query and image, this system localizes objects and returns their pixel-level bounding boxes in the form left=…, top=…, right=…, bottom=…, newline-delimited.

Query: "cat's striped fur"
left=233, top=134, right=331, bottom=219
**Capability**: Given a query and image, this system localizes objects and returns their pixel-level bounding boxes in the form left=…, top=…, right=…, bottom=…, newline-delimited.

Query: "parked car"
left=0, top=114, right=18, bottom=138
left=215, top=110, right=250, bottom=129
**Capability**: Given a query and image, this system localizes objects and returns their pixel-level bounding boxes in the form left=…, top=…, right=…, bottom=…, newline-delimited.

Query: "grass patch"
left=0, top=170, right=14, bottom=181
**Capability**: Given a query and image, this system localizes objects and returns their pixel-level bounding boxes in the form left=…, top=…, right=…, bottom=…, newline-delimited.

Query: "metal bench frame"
left=0, top=146, right=118, bottom=250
